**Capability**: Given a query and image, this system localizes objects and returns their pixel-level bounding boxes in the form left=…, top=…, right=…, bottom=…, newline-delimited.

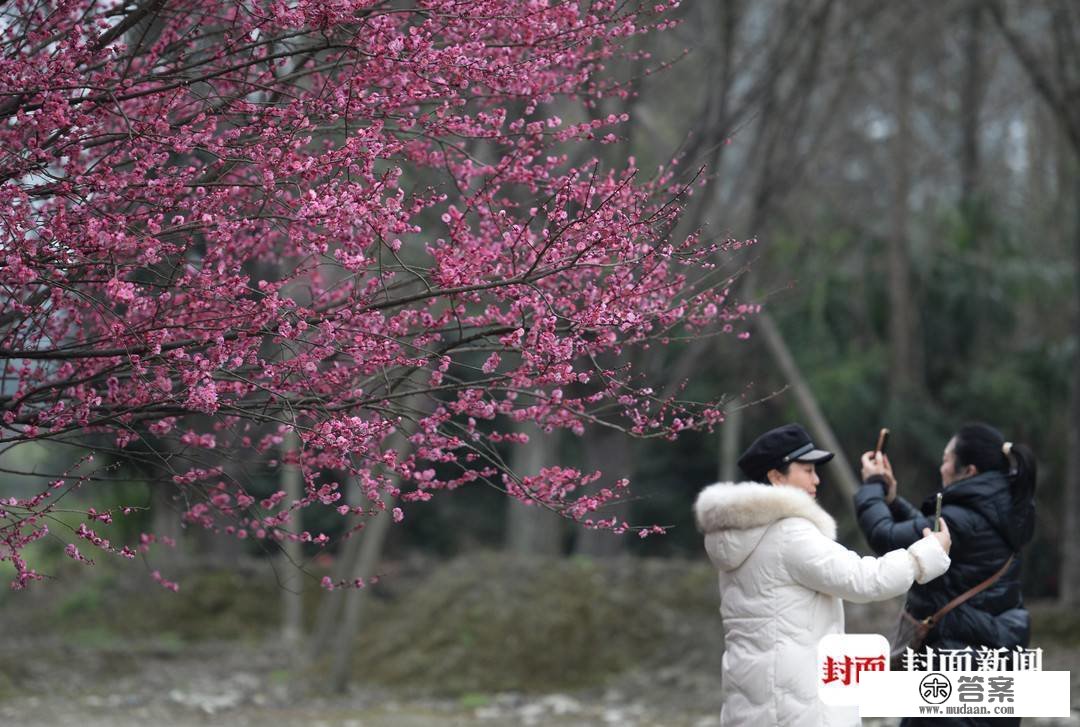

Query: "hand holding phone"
left=922, top=515, right=951, bottom=554
left=862, top=427, right=896, bottom=503
left=875, top=427, right=890, bottom=456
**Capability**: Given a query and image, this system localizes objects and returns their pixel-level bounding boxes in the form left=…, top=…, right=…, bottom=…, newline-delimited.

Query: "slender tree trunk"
left=960, top=1, right=983, bottom=207
left=318, top=391, right=430, bottom=691
left=700, top=1, right=838, bottom=494
left=150, top=472, right=183, bottom=565
left=1063, top=172, right=1080, bottom=603
left=755, top=313, right=860, bottom=499
left=505, top=425, right=563, bottom=555
left=727, top=24, right=858, bottom=497
left=308, top=497, right=364, bottom=659
left=328, top=489, right=395, bottom=693
left=279, top=429, right=304, bottom=648
left=681, top=0, right=741, bottom=233
left=1066, top=379, right=1080, bottom=602
left=888, top=50, right=918, bottom=400
left=720, top=405, right=743, bottom=482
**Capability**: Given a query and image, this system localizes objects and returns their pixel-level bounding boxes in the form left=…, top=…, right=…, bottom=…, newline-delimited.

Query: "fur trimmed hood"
left=693, top=481, right=837, bottom=540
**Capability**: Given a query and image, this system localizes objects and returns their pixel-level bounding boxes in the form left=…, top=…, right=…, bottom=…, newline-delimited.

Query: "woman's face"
left=770, top=461, right=820, bottom=497
left=940, top=436, right=975, bottom=487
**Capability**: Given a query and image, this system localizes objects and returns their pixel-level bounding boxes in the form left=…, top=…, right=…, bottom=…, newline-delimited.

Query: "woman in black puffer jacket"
left=853, top=423, right=1037, bottom=727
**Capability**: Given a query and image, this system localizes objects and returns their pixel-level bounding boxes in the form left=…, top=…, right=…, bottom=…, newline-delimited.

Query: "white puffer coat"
left=694, top=482, right=951, bottom=727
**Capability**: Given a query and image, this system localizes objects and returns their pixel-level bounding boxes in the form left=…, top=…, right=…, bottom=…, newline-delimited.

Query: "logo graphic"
left=818, top=636, right=1069, bottom=717
left=817, top=633, right=890, bottom=706
left=919, top=673, right=952, bottom=704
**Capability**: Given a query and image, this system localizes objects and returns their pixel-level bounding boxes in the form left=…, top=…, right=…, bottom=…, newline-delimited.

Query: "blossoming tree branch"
left=0, top=0, right=750, bottom=589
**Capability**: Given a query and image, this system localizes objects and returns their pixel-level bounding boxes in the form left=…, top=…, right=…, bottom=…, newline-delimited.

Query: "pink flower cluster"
left=0, top=0, right=753, bottom=587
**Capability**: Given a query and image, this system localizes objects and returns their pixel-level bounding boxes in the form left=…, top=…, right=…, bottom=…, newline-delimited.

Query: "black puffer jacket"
left=855, top=470, right=1035, bottom=727
left=854, top=470, right=1033, bottom=651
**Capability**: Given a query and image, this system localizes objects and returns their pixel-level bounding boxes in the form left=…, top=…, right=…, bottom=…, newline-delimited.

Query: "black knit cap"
left=737, top=423, right=834, bottom=482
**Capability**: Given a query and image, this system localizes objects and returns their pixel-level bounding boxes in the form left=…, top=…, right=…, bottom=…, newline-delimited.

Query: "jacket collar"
left=693, top=481, right=837, bottom=540
left=938, top=470, right=1007, bottom=501
left=931, top=470, right=1032, bottom=550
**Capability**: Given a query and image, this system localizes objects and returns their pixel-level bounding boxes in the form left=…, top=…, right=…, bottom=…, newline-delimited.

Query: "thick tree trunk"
left=505, top=425, right=563, bottom=555
left=573, top=428, right=633, bottom=557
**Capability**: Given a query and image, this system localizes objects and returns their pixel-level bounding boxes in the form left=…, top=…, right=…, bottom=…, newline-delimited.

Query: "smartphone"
left=875, top=427, right=890, bottom=455
left=933, top=492, right=943, bottom=532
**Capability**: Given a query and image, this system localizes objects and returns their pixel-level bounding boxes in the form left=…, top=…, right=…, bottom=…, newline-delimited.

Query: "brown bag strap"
left=923, top=555, right=1015, bottom=628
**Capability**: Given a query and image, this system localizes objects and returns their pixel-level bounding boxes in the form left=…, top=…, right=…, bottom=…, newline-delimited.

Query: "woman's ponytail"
left=1004, top=441, right=1037, bottom=505
left=955, top=424, right=1037, bottom=504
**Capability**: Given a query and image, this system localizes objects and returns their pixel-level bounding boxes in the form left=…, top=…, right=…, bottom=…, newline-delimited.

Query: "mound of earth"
left=345, top=553, right=723, bottom=694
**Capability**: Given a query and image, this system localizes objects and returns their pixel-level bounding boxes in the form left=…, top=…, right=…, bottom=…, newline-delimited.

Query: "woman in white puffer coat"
left=694, top=424, right=952, bottom=727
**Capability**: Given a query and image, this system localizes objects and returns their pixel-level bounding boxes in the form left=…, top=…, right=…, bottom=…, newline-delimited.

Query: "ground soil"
left=1, top=554, right=1077, bottom=726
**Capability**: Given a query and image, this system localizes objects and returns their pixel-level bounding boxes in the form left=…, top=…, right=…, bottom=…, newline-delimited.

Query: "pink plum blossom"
left=0, top=0, right=752, bottom=588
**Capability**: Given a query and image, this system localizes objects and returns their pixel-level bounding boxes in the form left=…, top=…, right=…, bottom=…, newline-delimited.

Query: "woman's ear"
left=766, top=468, right=783, bottom=485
